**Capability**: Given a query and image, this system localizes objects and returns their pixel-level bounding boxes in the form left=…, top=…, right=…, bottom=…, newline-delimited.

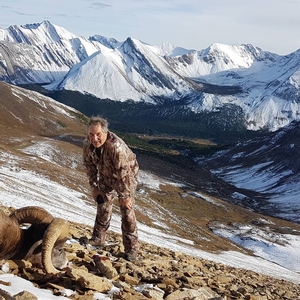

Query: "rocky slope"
left=1, top=205, right=300, bottom=300
left=1, top=81, right=300, bottom=299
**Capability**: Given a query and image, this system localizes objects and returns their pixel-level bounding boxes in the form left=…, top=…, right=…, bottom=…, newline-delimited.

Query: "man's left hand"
left=119, top=198, right=132, bottom=209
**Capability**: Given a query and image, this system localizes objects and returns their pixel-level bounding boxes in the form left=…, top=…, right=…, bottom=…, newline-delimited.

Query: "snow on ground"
left=1, top=146, right=300, bottom=299
left=211, top=162, right=300, bottom=223
left=0, top=273, right=71, bottom=300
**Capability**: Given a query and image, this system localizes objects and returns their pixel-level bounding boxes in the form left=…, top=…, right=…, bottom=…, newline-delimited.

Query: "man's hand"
left=119, top=198, right=132, bottom=209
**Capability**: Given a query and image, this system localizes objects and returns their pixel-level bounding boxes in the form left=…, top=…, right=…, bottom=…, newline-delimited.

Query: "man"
left=82, top=116, right=139, bottom=261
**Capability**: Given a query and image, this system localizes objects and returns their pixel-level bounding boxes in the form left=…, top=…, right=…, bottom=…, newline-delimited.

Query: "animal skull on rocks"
left=0, top=206, right=70, bottom=274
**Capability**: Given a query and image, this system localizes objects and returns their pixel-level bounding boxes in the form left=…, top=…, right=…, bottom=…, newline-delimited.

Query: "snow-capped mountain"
left=1, top=20, right=300, bottom=132
left=46, top=37, right=197, bottom=103
left=0, top=21, right=98, bottom=83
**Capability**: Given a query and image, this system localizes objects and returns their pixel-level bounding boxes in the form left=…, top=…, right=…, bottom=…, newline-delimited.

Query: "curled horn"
left=10, top=206, right=54, bottom=224
left=42, top=218, right=70, bottom=274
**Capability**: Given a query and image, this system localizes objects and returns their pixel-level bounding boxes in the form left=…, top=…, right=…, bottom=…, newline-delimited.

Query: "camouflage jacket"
left=82, top=131, right=139, bottom=199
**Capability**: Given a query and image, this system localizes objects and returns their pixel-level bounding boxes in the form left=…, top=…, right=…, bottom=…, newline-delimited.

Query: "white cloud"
left=0, top=0, right=299, bottom=54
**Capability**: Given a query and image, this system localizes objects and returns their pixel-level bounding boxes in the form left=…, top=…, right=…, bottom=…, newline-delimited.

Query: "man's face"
left=88, top=124, right=108, bottom=148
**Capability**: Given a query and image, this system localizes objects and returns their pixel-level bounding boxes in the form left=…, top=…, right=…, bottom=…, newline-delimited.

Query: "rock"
left=216, top=274, right=234, bottom=284
left=0, top=288, right=14, bottom=300
left=93, top=254, right=118, bottom=279
left=1, top=260, right=32, bottom=272
left=140, top=285, right=165, bottom=299
left=65, top=267, right=113, bottom=292
left=120, top=274, right=140, bottom=285
left=68, top=290, right=95, bottom=300
left=0, top=280, right=11, bottom=287
left=165, top=286, right=220, bottom=300
left=13, top=290, right=38, bottom=300
left=162, top=277, right=178, bottom=288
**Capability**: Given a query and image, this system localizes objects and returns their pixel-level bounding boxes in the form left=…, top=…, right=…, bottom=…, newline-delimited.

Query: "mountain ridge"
left=1, top=20, right=300, bottom=132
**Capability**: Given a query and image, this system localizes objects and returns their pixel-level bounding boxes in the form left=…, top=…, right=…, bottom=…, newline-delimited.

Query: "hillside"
left=1, top=81, right=300, bottom=299
left=1, top=207, right=300, bottom=299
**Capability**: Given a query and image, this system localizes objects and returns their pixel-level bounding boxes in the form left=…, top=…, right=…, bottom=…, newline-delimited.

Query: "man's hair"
left=87, top=116, right=109, bottom=132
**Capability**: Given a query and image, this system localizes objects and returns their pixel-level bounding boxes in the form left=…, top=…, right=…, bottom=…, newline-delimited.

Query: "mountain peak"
left=19, top=20, right=51, bottom=30
left=3, top=20, right=76, bottom=45
left=121, top=36, right=142, bottom=50
left=1, top=21, right=300, bottom=132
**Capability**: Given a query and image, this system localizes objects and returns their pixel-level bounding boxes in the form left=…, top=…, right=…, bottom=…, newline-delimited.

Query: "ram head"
left=0, top=206, right=70, bottom=274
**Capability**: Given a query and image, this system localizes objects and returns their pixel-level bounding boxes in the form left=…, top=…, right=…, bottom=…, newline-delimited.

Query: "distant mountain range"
left=1, top=20, right=300, bottom=133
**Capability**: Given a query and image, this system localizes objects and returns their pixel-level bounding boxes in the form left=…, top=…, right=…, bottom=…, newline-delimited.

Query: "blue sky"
left=0, top=0, right=299, bottom=55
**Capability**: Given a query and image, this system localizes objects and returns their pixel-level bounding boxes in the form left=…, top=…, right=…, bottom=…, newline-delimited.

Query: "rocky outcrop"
left=0, top=220, right=299, bottom=300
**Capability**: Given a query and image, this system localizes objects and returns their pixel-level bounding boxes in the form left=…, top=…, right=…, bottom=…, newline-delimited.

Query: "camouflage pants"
left=92, top=187, right=139, bottom=253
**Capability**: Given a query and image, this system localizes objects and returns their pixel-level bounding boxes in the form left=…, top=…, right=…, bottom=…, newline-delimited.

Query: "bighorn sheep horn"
left=1, top=206, right=70, bottom=274
left=42, top=217, right=70, bottom=274
left=9, top=206, right=54, bottom=224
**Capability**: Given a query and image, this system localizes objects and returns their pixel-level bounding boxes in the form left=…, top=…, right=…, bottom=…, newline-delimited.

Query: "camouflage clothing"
left=83, top=131, right=139, bottom=253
